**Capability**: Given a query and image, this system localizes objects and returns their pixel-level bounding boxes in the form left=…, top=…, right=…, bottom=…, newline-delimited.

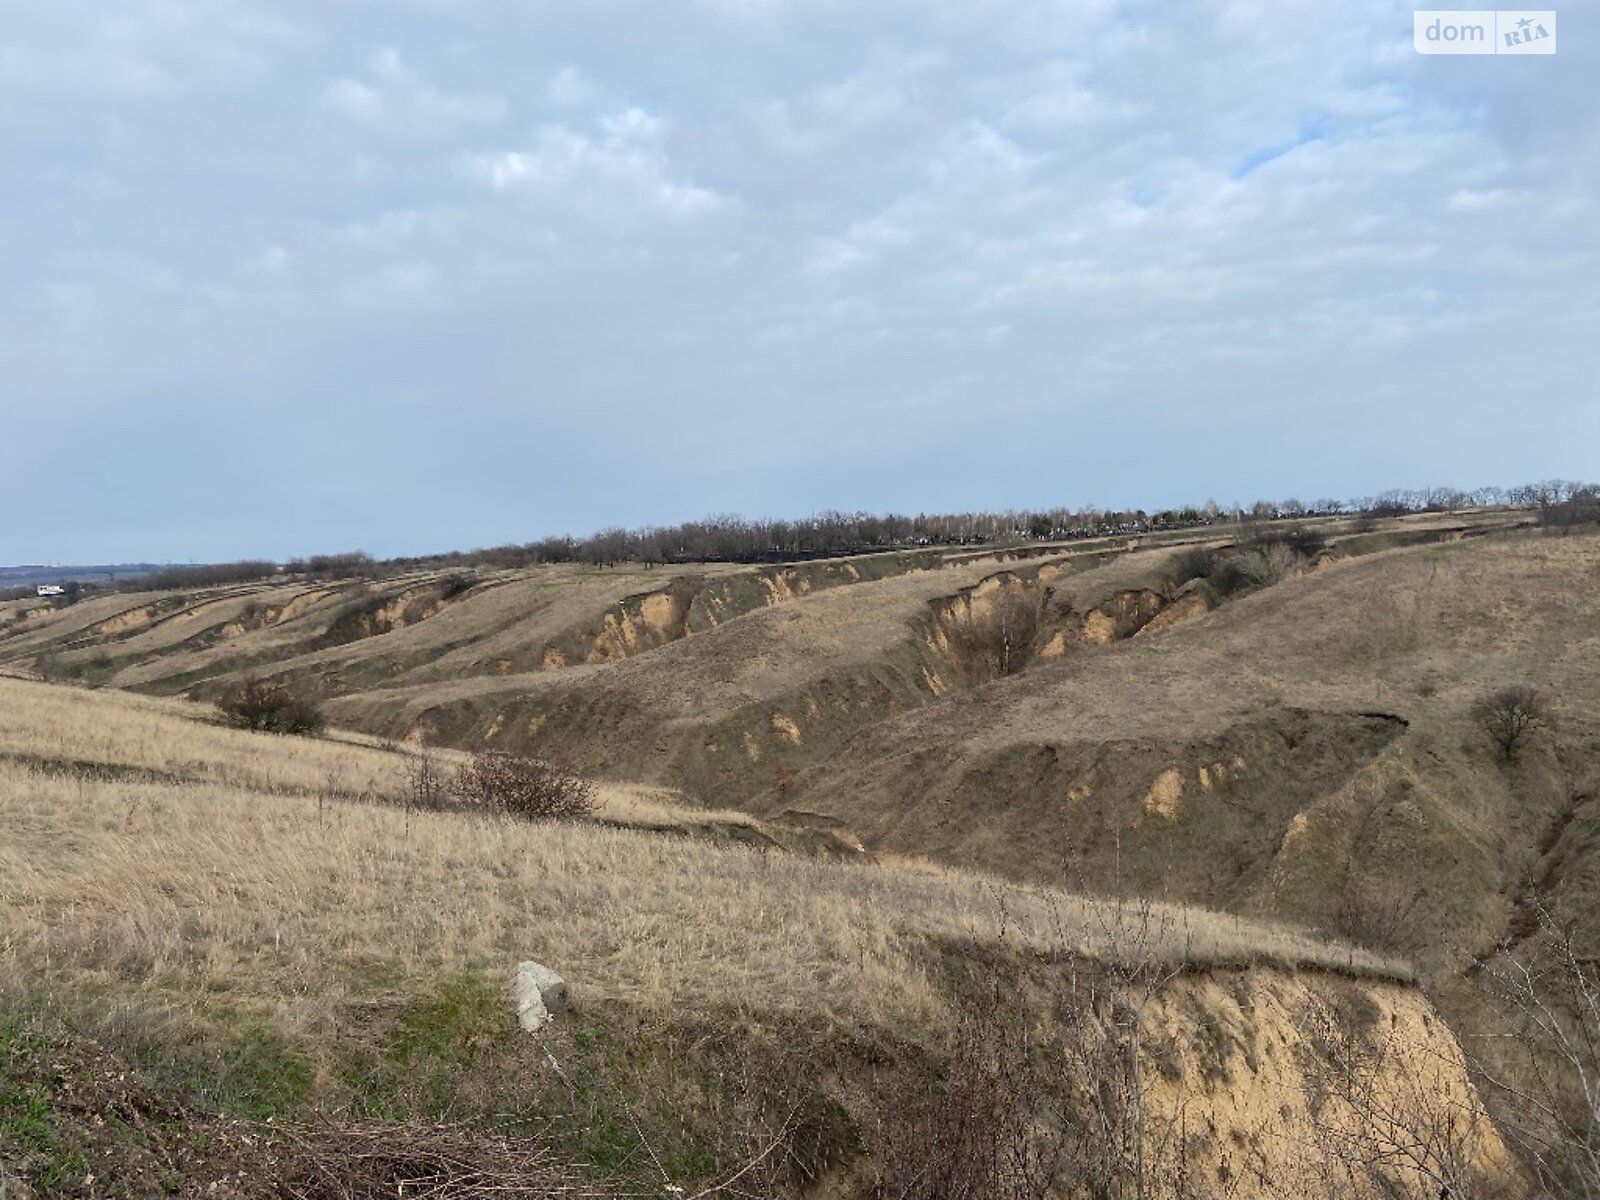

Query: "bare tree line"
left=90, top=477, right=1597, bottom=595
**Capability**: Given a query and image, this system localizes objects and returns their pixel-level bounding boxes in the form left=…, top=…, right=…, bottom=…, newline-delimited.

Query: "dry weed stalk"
left=1296, top=995, right=1490, bottom=1199
left=277, top=1120, right=617, bottom=1200
left=1473, top=902, right=1600, bottom=1198
left=875, top=895, right=1204, bottom=1200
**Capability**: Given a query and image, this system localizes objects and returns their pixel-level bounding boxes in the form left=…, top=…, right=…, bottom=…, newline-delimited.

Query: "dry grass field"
left=0, top=678, right=1409, bottom=1030
left=2, top=674, right=1515, bottom=1199
left=7, top=519, right=1593, bottom=970
left=1, top=518, right=1571, bottom=1197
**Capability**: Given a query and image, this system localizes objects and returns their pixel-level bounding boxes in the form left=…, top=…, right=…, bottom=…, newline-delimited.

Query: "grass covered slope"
left=8, top=522, right=1593, bottom=979
left=0, top=675, right=1519, bottom=1199
left=6, top=523, right=1592, bottom=970
left=2, top=537, right=1206, bottom=798
left=786, top=533, right=1600, bottom=966
left=0, top=678, right=1410, bottom=1016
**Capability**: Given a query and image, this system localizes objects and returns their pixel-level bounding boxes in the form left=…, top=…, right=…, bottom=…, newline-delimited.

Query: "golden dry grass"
left=821, top=530, right=1600, bottom=755
left=319, top=550, right=1077, bottom=728
left=766, top=530, right=1600, bottom=963
left=0, top=676, right=1407, bottom=1046
left=0, top=562, right=723, bottom=695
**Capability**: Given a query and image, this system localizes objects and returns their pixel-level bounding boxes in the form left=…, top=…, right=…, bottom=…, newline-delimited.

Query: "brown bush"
left=438, top=571, right=478, bottom=599
left=216, top=678, right=325, bottom=736
left=1164, top=547, right=1216, bottom=588
left=452, top=750, right=597, bottom=820
left=873, top=964, right=1065, bottom=1200
left=946, top=586, right=1045, bottom=681
left=1471, top=684, right=1551, bottom=762
left=1331, top=877, right=1426, bottom=956
left=1240, top=540, right=1302, bottom=586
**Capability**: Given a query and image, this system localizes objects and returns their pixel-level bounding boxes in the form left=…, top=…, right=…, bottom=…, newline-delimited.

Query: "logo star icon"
left=1517, top=16, right=1533, bottom=29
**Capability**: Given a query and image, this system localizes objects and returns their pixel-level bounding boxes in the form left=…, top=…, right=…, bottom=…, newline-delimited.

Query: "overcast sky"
left=2, top=1, right=1595, bottom=562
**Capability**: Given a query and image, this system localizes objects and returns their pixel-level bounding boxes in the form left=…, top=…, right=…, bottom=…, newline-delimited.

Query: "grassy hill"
left=7, top=515, right=1593, bottom=965
left=783, top=535, right=1600, bottom=959
left=3, top=509, right=1593, bottom=1195
left=0, top=676, right=1513, bottom=1198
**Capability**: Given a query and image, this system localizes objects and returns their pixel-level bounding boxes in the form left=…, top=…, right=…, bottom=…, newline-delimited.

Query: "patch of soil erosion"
left=921, top=569, right=1213, bottom=692
left=314, top=576, right=479, bottom=650
left=0, top=962, right=1514, bottom=1200
left=375, top=566, right=1223, bottom=807
left=823, top=709, right=1410, bottom=907
left=524, top=552, right=956, bottom=672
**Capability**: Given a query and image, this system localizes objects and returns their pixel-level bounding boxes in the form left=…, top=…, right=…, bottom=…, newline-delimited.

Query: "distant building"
left=36, top=584, right=65, bottom=597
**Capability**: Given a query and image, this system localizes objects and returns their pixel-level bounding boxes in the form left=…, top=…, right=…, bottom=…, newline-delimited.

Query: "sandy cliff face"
left=584, top=588, right=693, bottom=662
left=1127, top=971, right=1514, bottom=1199
left=915, top=961, right=1516, bottom=1200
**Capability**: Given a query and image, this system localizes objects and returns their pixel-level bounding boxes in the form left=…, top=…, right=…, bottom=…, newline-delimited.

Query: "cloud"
left=547, top=66, right=598, bottom=107
left=323, top=78, right=383, bottom=121
left=319, top=46, right=506, bottom=138
left=465, top=108, right=728, bottom=217
left=1, top=0, right=1595, bottom=561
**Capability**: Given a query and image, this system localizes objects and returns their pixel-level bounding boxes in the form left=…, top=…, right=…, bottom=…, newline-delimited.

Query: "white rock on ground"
left=511, top=962, right=568, bottom=1031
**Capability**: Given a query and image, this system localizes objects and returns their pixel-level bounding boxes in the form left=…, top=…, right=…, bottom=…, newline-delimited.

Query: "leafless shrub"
left=1241, top=541, right=1302, bottom=587
left=1473, top=903, right=1600, bottom=1198
left=1465, top=908, right=1600, bottom=1200
left=284, top=551, right=378, bottom=578
left=1472, top=685, right=1551, bottom=762
left=453, top=749, right=597, bottom=820
left=130, top=560, right=279, bottom=592
left=875, top=976, right=1061, bottom=1200
left=1202, top=557, right=1253, bottom=600
left=874, top=897, right=1194, bottom=1200
left=215, top=678, right=325, bottom=736
left=1271, top=525, right=1329, bottom=558
left=1164, top=547, right=1217, bottom=589
left=438, top=571, right=478, bottom=600
left=945, top=585, right=1045, bottom=681
left=1332, top=877, right=1427, bottom=958
left=402, top=751, right=451, bottom=812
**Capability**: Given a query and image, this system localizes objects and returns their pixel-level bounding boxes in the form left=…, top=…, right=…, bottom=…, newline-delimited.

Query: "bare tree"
left=402, top=750, right=450, bottom=812
left=944, top=582, right=1046, bottom=682
left=1472, top=686, right=1551, bottom=762
left=1474, top=904, right=1600, bottom=1198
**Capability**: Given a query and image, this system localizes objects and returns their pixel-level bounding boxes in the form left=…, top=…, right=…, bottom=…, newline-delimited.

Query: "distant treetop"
left=109, top=478, right=1595, bottom=590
